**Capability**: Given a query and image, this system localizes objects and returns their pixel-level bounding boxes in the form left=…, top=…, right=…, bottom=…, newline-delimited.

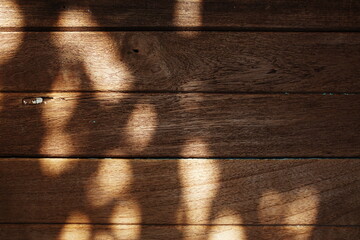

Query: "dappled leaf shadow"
left=1, top=1, right=359, bottom=240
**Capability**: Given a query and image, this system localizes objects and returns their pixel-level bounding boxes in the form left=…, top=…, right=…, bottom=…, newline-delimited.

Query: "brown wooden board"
left=0, top=0, right=359, bottom=30
left=0, top=224, right=359, bottom=240
left=0, top=158, right=360, bottom=225
left=1, top=32, right=360, bottom=93
left=0, top=93, right=359, bottom=157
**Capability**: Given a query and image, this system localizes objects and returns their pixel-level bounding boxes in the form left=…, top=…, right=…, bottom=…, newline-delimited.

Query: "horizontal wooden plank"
left=0, top=93, right=359, bottom=157
left=1, top=32, right=360, bottom=92
left=1, top=224, right=359, bottom=240
left=0, top=158, right=360, bottom=225
left=0, top=0, right=359, bottom=30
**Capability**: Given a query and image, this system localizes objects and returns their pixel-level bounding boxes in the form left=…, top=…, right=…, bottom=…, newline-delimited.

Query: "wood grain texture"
left=1, top=32, right=360, bottom=92
left=0, top=93, right=359, bottom=157
left=0, top=158, right=360, bottom=225
left=0, top=224, right=359, bottom=240
left=1, top=2, right=358, bottom=240
left=0, top=0, right=359, bottom=30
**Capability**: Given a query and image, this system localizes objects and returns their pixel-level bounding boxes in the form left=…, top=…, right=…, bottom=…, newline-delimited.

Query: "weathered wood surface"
left=1, top=32, right=360, bottom=92
left=0, top=93, right=359, bottom=157
left=0, top=0, right=359, bottom=30
left=0, top=158, right=360, bottom=225
left=1, top=224, right=359, bottom=240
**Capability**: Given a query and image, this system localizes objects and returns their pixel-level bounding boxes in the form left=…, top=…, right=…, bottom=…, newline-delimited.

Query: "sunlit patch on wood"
left=258, top=189, right=285, bottom=223
left=110, top=200, right=141, bottom=239
left=58, top=211, right=91, bottom=240
left=104, top=226, right=142, bottom=240
left=54, top=10, right=134, bottom=92
left=285, top=186, right=319, bottom=225
left=178, top=140, right=219, bottom=238
left=56, top=8, right=94, bottom=28
left=283, top=186, right=319, bottom=238
left=87, top=159, right=133, bottom=207
left=0, top=1, right=23, bottom=64
left=181, top=137, right=210, bottom=157
left=125, top=103, right=157, bottom=152
left=0, top=33, right=23, bottom=65
left=93, top=230, right=115, bottom=240
left=209, top=209, right=246, bottom=240
left=259, top=187, right=319, bottom=227
left=0, top=0, right=23, bottom=27
left=178, top=158, right=220, bottom=223
left=111, top=199, right=142, bottom=224
left=174, top=0, right=202, bottom=37
left=39, top=158, right=79, bottom=177
left=40, top=96, right=77, bottom=166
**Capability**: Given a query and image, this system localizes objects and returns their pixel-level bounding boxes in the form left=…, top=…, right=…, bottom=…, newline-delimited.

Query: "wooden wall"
left=0, top=1, right=359, bottom=239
